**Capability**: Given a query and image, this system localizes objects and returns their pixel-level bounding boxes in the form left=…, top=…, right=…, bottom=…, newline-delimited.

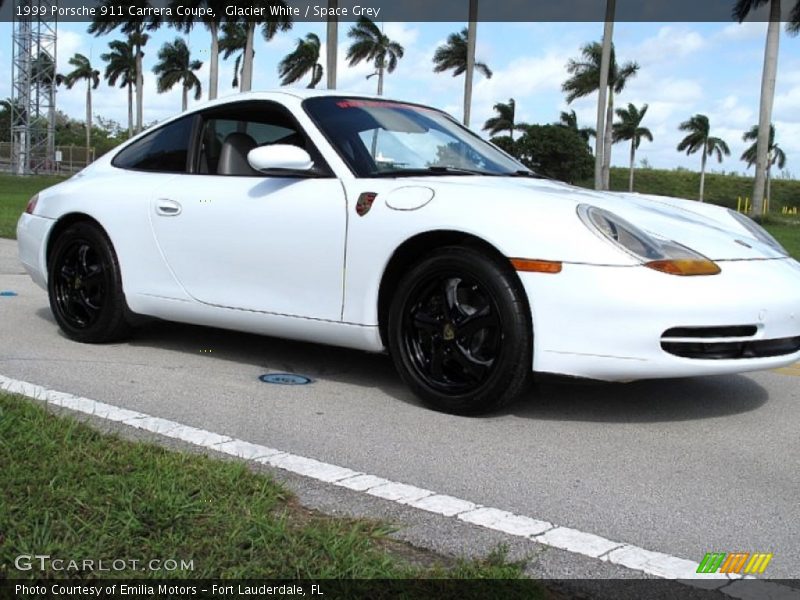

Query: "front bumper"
left=17, top=212, right=56, bottom=291
left=521, top=258, right=800, bottom=381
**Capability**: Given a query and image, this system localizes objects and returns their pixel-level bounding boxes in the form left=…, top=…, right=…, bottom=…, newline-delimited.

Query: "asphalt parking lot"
left=1, top=238, right=798, bottom=582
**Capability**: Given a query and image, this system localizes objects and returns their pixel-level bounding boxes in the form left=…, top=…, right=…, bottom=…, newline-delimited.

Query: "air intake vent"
left=662, top=337, right=800, bottom=360
left=662, top=325, right=757, bottom=339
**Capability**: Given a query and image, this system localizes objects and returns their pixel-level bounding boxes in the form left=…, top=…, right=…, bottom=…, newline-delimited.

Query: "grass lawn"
left=764, top=224, right=800, bottom=260
left=1, top=173, right=798, bottom=261
left=0, top=392, right=538, bottom=587
left=0, top=174, right=66, bottom=239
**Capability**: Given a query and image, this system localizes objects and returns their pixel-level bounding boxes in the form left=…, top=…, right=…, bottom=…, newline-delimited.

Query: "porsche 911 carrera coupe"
left=17, top=90, right=800, bottom=414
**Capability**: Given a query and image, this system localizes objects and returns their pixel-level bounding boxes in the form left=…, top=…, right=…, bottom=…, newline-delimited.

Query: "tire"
left=387, top=246, right=532, bottom=415
left=47, top=222, right=132, bottom=343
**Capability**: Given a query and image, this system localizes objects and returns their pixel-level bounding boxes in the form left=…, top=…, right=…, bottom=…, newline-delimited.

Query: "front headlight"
left=577, top=205, right=721, bottom=276
left=727, top=210, right=788, bottom=256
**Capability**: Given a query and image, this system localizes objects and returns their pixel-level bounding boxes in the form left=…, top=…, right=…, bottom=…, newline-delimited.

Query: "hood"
left=390, top=176, right=785, bottom=261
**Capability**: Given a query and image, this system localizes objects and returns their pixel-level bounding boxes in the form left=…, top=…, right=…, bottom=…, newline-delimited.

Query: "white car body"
left=17, top=89, right=800, bottom=384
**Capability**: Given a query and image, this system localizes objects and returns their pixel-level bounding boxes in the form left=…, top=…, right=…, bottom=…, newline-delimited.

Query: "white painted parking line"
left=2, top=373, right=797, bottom=598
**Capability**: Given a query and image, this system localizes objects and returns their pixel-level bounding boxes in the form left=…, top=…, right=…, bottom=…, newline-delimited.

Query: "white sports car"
left=17, top=90, right=800, bottom=414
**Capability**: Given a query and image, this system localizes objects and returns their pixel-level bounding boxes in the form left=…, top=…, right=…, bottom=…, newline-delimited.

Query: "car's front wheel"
left=388, top=246, right=532, bottom=414
left=48, top=222, right=131, bottom=343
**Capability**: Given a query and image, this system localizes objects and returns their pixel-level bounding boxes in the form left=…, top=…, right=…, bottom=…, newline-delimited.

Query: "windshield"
left=303, top=97, right=531, bottom=178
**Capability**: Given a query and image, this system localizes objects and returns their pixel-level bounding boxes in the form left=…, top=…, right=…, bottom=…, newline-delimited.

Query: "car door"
left=148, top=101, right=347, bottom=322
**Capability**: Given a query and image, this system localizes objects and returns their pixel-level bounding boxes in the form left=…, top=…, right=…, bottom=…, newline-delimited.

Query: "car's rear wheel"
left=48, top=222, right=131, bottom=343
left=387, top=246, right=532, bottom=414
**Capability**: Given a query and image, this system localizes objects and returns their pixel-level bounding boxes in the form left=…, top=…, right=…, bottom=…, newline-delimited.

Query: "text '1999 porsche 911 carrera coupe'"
left=17, top=90, right=800, bottom=414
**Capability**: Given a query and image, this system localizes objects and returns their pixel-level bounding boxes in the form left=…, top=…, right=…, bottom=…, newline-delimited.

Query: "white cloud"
left=632, top=26, right=707, bottom=66
left=716, top=21, right=768, bottom=42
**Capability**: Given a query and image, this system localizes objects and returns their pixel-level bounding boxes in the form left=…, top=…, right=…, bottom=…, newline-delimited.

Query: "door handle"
left=156, top=199, right=182, bottom=216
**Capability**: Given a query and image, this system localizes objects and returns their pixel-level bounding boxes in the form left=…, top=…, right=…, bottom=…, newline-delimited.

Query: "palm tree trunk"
left=241, top=23, right=255, bottom=92
left=699, top=147, right=707, bottom=202
left=127, top=81, right=133, bottom=136
left=751, top=0, right=781, bottom=216
left=326, top=0, right=338, bottom=89
left=85, top=80, right=92, bottom=164
left=602, top=88, right=614, bottom=190
left=629, top=139, right=635, bottom=192
left=766, top=161, right=772, bottom=210
left=377, top=61, right=384, bottom=96
left=135, top=41, right=144, bottom=133
left=463, top=0, right=478, bottom=126
left=182, top=85, right=188, bottom=112
left=209, top=22, right=219, bottom=100
left=595, top=0, right=615, bottom=191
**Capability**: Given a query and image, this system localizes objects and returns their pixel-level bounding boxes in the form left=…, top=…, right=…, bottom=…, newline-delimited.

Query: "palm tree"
left=153, top=38, right=203, bottom=111
left=562, top=41, right=639, bottom=190
left=228, top=1, right=293, bottom=92
left=482, top=99, right=529, bottom=141
left=558, top=109, right=596, bottom=144
left=89, top=0, right=161, bottom=133
left=88, top=1, right=161, bottom=133
left=168, top=0, right=227, bottom=101
left=61, top=54, right=101, bottom=153
left=741, top=123, right=787, bottom=204
left=278, top=33, right=323, bottom=88
left=432, top=27, right=492, bottom=126
left=219, top=22, right=248, bottom=88
left=612, top=103, right=653, bottom=192
left=464, top=0, right=479, bottom=128
left=595, top=0, right=616, bottom=191
left=732, top=0, right=800, bottom=215
left=676, top=114, right=730, bottom=202
left=326, top=0, right=338, bottom=89
left=346, top=17, right=405, bottom=96
left=101, top=38, right=136, bottom=136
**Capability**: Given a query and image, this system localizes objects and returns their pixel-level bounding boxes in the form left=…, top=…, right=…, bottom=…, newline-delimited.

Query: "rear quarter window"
left=112, top=115, right=194, bottom=173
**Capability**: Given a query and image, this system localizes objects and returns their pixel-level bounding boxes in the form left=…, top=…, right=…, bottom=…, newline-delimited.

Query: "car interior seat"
left=218, top=132, right=258, bottom=175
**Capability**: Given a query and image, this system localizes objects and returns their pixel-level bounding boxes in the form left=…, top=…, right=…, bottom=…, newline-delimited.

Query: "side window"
left=113, top=116, right=194, bottom=173
left=192, top=101, right=329, bottom=177
left=198, top=118, right=299, bottom=175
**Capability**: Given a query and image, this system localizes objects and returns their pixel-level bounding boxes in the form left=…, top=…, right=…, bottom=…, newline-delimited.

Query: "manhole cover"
left=259, top=373, right=313, bottom=385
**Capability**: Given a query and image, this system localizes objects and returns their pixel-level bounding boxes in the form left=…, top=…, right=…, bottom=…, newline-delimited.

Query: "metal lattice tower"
left=11, top=0, right=57, bottom=175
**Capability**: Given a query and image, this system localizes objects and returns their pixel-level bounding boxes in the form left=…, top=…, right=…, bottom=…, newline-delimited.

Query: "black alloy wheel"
left=388, top=246, right=532, bottom=414
left=48, top=222, right=131, bottom=343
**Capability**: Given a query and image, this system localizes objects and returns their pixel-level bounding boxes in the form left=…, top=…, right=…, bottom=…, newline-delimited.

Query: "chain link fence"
left=0, top=142, right=96, bottom=175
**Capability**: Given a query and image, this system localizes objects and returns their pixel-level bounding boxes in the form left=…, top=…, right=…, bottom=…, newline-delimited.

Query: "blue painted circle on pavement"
left=259, top=373, right=313, bottom=385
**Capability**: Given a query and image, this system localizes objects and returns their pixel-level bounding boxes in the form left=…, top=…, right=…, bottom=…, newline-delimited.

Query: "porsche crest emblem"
left=356, top=192, right=378, bottom=216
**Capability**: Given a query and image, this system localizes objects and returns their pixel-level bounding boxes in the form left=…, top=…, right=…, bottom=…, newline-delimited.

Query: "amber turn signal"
left=510, top=258, right=563, bottom=274
left=645, top=259, right=721, bottom=276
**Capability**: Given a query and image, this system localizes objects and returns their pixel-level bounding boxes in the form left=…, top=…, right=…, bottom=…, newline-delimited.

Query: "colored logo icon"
left=696, top=552, right=773, bottom=575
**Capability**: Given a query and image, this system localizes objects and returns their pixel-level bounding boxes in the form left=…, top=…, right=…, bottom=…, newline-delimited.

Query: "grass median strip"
left=0, top=392, right=538, bottom=584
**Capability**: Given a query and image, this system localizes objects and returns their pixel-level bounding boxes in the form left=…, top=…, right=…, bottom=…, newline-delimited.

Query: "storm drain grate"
left=259, top=373, right=313, bottom=385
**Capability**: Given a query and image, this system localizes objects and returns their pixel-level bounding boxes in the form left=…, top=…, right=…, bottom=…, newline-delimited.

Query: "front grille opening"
left=662, top=336, right=800, bottom=360
left=662, top=325, right=758, bottom=339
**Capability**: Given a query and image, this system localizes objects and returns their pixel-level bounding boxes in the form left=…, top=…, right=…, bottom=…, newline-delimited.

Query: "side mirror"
left=247, top=144, right=314, bottom=172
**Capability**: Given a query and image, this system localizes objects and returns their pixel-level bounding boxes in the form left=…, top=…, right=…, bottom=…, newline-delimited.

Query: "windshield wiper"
left=371, top=166, right=499, bottom=178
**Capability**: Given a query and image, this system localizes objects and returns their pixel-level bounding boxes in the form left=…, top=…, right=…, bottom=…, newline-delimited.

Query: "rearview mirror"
left=247, top=145, right=314, bottom=172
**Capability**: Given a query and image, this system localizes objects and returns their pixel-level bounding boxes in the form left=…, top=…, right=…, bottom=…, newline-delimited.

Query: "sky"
left=1, top=17, right=799, bottom=176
